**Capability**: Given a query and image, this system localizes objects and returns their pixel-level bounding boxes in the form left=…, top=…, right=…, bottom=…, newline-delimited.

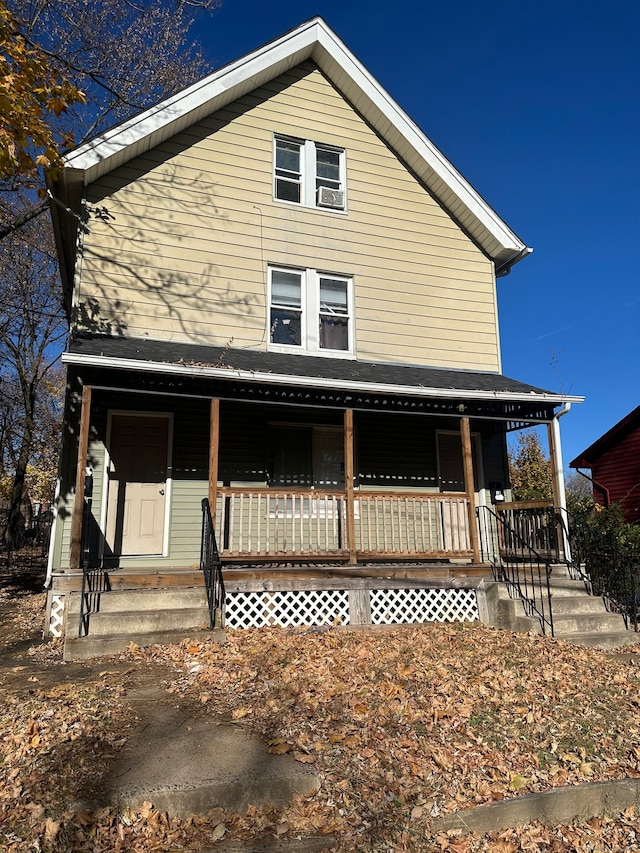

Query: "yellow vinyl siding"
left=79, top=61, right=500, bottom=370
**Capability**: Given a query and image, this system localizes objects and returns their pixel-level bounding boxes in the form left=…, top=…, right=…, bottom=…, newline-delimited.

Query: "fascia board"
left=61, top=351, right=583, bottom=406
left=63, top=21, right=322, bottom=181
left=311, top=27, right=526, bottom=255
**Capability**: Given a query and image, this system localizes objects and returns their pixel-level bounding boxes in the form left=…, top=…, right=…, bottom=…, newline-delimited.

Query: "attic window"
left=274, top=136, right=345, bottom=210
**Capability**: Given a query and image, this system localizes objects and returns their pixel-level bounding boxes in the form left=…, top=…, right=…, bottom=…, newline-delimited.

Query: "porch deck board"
left=223, top=575, right=489, bottom=593
left=50, top=561, right=492, bottom=594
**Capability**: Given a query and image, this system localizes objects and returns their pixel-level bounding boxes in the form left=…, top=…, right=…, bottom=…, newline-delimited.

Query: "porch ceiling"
left=63, top=334, right=582, bottom=422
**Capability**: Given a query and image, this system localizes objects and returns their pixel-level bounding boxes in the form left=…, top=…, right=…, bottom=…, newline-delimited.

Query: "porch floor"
left=50, top=561, right=494, bottom=594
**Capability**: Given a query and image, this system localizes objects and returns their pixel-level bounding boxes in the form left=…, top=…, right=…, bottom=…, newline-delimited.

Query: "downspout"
left=550, top=402, right=571, bottom=561
left=575, top=468, right=611, bottom=508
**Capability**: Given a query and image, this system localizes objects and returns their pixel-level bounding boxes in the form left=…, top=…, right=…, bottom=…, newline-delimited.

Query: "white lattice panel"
left=225, top=589, right=350, bottom=629
left=370, top=588, right=478, bottom=625
left=48, top=594, right=65, bottom=638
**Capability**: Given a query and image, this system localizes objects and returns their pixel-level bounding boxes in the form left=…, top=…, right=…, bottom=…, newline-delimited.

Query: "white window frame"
left=273, top=136, right=346, bottom=211
left=268, top=265, right=354, bottom=357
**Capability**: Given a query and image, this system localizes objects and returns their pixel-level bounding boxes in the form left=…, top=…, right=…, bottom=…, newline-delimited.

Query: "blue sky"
left=196, top=0, right=639, bottom=469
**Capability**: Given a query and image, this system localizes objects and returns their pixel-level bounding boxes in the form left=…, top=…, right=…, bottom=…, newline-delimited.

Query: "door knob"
left=159, top=489, right=165, bottom=495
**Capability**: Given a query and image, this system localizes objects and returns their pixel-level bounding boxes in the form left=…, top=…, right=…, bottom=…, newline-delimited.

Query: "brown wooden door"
left=106, top=414, right=169, bottom=556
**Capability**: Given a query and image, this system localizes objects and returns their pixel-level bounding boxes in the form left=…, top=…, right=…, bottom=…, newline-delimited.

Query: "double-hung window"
left=269, top=266, right=352, bottom=355
left=274, top=136, right=345, bottom=210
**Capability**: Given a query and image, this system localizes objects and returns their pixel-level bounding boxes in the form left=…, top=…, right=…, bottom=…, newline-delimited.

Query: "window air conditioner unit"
left=317, top=186, right=345, bottom=209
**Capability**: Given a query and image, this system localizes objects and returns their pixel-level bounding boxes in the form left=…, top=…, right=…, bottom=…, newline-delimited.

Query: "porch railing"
left=496, top=500, right=558, bottom=558
left=201, top=498, right=224, bottom=628
left=215, top=488, right=471, bottom=559
left=217, top=489, right=347, bottom=556
left=478, top=504, right=554, bottom=636
left=355, top=492, right=471, bottom=557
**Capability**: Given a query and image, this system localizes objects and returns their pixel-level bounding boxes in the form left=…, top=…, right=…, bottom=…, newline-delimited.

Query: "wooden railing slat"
left=215, top=488, right=472, bottom=558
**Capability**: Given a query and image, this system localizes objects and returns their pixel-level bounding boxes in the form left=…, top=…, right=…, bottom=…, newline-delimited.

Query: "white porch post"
left=547, top=406, right=572, bottom=562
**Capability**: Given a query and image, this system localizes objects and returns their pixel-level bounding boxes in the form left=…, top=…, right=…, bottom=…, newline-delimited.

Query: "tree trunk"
left=3, top=387, right=36, bottom=557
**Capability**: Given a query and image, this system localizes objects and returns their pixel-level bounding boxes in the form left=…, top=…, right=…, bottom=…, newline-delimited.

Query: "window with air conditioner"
left=274, top=136, right=345, bottom=210
left=269, top=266, right=353, bottom=355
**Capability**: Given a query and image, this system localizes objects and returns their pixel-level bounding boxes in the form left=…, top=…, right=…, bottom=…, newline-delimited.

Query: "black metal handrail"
left=477, top=505, right=554, bottom=636
left=78, top=496, right=110, bottom=637
left=201, top=498, right=224, bottom=629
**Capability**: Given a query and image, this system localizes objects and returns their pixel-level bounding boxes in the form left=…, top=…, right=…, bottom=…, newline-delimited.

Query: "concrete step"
left=86, top=606, right=209, bottom=637
left=551, top=611, right=628, bottom=635
left=553, top=630, right=639, bottom=650
left=547, top=595, right=606, bottom=615
left=546, top=578, right=590, bottom=594
left=492, top=577, right=637, bottom=648
left=64, top=627, right=226, bottom=661
left=66, top=587, right=207, bottom=615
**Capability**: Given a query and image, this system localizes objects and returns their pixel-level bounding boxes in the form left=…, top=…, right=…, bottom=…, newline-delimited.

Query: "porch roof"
left=64, top=334, right=582, bottom=412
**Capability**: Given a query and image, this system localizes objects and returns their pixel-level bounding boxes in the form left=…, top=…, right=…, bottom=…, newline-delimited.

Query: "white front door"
left=106, top=414, right=169, bottom=556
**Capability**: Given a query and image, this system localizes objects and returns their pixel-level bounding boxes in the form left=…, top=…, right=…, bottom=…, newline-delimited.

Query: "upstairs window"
left=274, top=138, right=302, bottom=203
left=269, top=266, right=352, bottom=355
left=319, top=276, right=349, bottom=351
left=274, top=136, right=345, bottom=210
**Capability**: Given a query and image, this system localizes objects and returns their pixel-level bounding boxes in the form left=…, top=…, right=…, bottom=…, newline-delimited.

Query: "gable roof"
left=56, top=17, right=529, bottom=273
left=570, top=406, right=640, bottom=468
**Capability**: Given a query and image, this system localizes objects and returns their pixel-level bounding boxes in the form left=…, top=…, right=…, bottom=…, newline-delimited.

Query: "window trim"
left=273, top=135, right=346, bottom=212
left=268, top=265, right=354, bottom=357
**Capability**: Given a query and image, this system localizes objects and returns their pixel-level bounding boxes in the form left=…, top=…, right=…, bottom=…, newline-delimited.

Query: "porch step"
left=63, top=587, right=218, bottom=661
left=85, top=607, right=210, bottom=636
left=64, top=627, right=226, bottom=661
left=551, top=612, right=630, bottom=635
left=66, top=587, right=208, bottom=615
left=493, top=572, right=637, bottom=649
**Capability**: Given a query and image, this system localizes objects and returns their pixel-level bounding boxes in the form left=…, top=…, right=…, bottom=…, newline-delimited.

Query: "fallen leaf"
left=509, top=773, right=528, bottom=791
left=211, top=822, right=226, bottom=841
left=269, top=741, right=293, bottom=755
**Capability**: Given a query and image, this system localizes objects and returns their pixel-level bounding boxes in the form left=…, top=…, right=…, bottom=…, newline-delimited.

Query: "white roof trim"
left=62, top=18, right=528, bottom=265
left=61, top=351, right=583, bottom=406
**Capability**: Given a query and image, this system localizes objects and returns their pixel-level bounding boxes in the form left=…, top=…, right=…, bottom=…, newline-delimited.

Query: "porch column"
left=344, top=408, right=357, bottom=565
left=69, top=384, right=92, bottom=570
left=547, top=417, right=571, bottom=561
left=460, top=416, right=480, bottom=563
left=209, top=398, right=220, bottom=524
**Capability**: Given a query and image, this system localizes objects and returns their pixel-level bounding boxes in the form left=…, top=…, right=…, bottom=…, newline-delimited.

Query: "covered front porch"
left=47, top=336, right=579, bottom=639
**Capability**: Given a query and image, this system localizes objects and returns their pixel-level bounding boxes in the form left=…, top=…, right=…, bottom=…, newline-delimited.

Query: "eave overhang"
left=570, top=406, right=640, bottom=469
left=62, top=350, right=582, bottom=407
left=54, top=17, right=528, bottom=271
left=61, top=337, right=582, bottom=423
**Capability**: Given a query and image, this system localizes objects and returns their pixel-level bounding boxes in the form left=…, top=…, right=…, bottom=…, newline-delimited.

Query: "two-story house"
left=45, top=18, right=580, bottom=649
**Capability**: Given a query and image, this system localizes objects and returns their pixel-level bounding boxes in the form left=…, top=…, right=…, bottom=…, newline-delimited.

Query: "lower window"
left=269, top=266, right=352, bottom=354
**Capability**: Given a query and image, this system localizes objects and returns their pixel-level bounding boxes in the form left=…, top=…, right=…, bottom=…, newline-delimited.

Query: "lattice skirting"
left=226, top=589, right=350, bottom=628
left=225, top=587, right=478, bottom=629
left=370, top=588, right=478, bottom=625
left=48, top=593, right=66, bottom=638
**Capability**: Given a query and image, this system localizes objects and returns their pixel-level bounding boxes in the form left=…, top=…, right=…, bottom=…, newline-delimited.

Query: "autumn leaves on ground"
left=2, top=578, right=640, bottom=851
